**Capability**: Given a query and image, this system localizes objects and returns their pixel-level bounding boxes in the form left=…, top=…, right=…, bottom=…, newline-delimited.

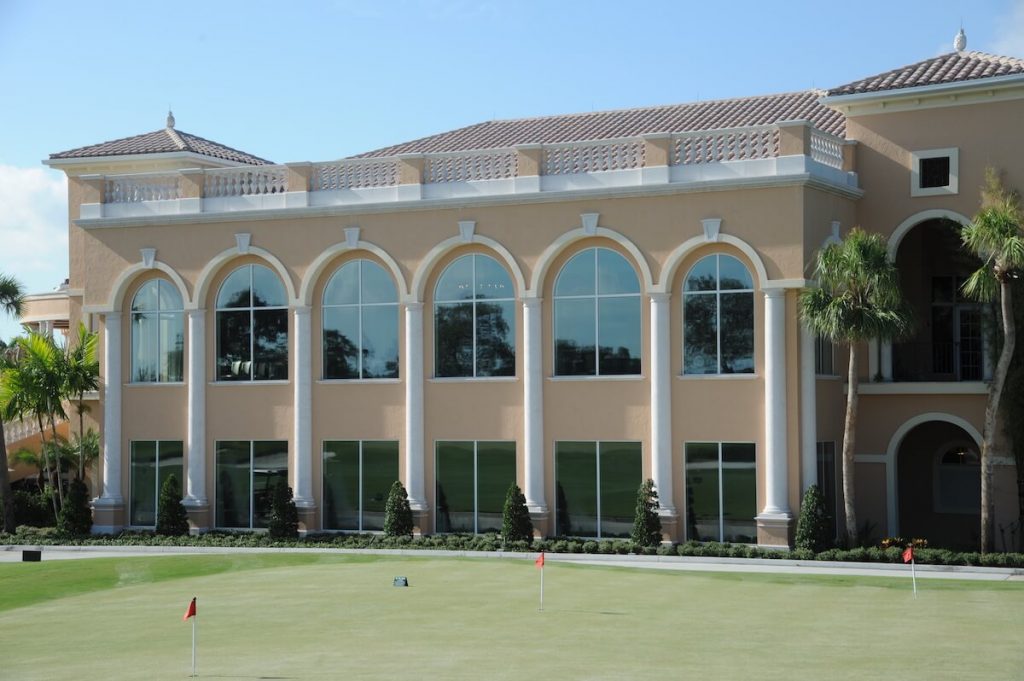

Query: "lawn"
left=1, top=553, right=1022, bottom=680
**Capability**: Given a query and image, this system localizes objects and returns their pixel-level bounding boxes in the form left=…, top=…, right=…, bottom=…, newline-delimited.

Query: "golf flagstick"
left=535, top=552, right=545, bottom=611
left=184, top=597, right=197, bottom=677
left=903, top=547, right=917, bottom=598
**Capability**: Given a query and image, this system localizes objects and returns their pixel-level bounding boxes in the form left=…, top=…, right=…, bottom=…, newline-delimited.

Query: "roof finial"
left=166, top=109, right=175, bottom=129
left=954, top=27, right=967, bottom=52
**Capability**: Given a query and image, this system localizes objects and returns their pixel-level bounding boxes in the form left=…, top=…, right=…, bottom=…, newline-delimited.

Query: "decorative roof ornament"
left=166, top=110, right=175, bottom=129
left=954, top=28, right=967, bottom=52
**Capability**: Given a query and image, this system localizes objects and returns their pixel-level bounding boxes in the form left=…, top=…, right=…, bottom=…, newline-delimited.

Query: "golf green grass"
left=1, top=553, right=1021, bottom=680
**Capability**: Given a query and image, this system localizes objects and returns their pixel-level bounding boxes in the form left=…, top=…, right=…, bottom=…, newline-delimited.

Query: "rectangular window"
left=435, top=441, right=516, bottom=533
left=684, top=442, right=756, bottom=543
left=816, top=441, right=838, bottom=540
left=555, top=441, right=642, bottom=538
left=322, top=441, right=399, bottom=531
left=910, top=148, right=958, bottom=197
left=129, top=440, right=183, bottom=527
left=215, top=440, right=288, bottom=529
left=814, top=335, right=834, bottom=375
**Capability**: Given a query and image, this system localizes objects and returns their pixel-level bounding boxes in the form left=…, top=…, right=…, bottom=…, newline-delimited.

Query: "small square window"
left=920, top=156, right=950, bottom=188
left=910, top=148, right=959, bottom=197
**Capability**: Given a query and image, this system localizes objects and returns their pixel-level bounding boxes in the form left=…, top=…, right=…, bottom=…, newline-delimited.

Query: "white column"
left=99, top=312, right=123, bottom=503
left=404, top=302, right=427, bottom=510
left=649, top=292, right=675, bottom=513
left=292, top=306, right=314, bottom=508
left=799, top=324, right=817, bottom=494
left=880, top=340, right=893, bottom=381
left=523, top=297, right=546, bottom=512
left=761, top=289, right=790, bottom=516
left=184, top=309, right=207, bottom=507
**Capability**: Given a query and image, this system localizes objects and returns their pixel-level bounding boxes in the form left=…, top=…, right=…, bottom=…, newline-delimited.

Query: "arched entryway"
left=896, top=419, right=980, bottom=549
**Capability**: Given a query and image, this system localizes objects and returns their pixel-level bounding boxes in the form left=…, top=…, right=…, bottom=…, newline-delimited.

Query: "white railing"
left=312, top=159, right=400, bottom=190
left=425, top=149, right=518, bottom=183
left=204, top=166, right=288, bottom=197
left=4, top=419, right=41, bottom=444
left=809, top=129, right=845, bottom=170
left=105, top=174, right=181, bottom=203
left=672, top=126, right=779, bottom=165
left=543, top=138, right=646, bottom=175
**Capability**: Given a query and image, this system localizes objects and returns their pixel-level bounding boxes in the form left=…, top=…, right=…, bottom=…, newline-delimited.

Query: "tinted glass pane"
left=323, top=262, right=359, bottom=306
left=555, top=250, right=595, bottom=296
left=476, top=442, right=516, bottom=533
left=217, top=267, right=251, bottom=309
left=474, top=255, right=513, bottom=300
left=132, top=313, right=159, bottom=382
left=216, top=441, right=251, bottom=528
left=721, top=443, right=756, bottom=543
left=130, top=441, right=157, bottom=526
left=817, top=442, right=837, bottom=540
left=362, top=441, right=399, bottom=531
left=253, top=441, right=288, bottom=529
left=323, top=307, right=359, bottom=379
left=720, top=293, right=754, bottom=374
left=435, top=302, right=474, bottom=377
left=684, top=294, right=718, bottom=374
left=361, top=261, right=397, bottom=305
left=598, top=296, right=641, bottom=375
left=252, top=265, right=286, bottom=307
left=157, top=280, right=182, bottom=310
left=475, top=300, right=515, bottom=377
left=323, top=441, right=359, bottom=530
left=157, top=441, right=184, bottom=519
left=554, top=298, right=595, bottom=376
left=719, top=255, right=753, bottom=290
left=685, top=443, right=720, bottom=541
left=253, top=309, right=288, bottom=380
left=217, top=310, right=251, bottom=381
left=361, top=305, right=400, bottom=379
left=436, top=442, right=475, bottom=532
left=555, top=442, right=597, bottom=536
left=435, top=255, right=474, bottom=302
left=599, top=442, right=642, bottom=538
left=132, top=280, right=159, bottom=312
left=685, top=256, right=717, bottom=292
left=159, top=312, right=184, bottom=382
left=597, top=249, right=640, bottom=295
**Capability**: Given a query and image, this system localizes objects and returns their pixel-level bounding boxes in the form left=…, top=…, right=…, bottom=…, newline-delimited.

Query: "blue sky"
left=1, top=0, right=1022, bottom=339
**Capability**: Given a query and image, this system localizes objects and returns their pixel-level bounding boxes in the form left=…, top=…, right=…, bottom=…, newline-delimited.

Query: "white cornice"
left=821, top=73, right=1024, bottom=116
left=43, top=151, right=252, bottom=173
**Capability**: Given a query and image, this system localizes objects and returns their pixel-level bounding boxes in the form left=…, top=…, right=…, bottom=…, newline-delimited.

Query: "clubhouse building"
left=24, top=34, right=1024, bottom=548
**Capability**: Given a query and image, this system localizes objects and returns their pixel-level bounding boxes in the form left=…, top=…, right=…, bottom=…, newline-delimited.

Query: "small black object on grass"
left=393, top=576, right=409, bottom=587
left=22, top=550, right=41, bottom=562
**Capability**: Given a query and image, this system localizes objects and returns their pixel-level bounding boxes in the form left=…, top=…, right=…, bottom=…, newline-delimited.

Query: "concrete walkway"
left=2, top=543, right=1022, bottom=582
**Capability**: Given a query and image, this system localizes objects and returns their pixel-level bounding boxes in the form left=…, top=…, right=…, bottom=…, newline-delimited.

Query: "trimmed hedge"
left=2, top=527, right=1022, bottom=568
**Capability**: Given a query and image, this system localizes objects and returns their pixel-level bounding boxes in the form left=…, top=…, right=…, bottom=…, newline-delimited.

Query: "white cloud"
left=0, top=164, right=68, bottom=340
left=992, top=0, right=1024, bottom=56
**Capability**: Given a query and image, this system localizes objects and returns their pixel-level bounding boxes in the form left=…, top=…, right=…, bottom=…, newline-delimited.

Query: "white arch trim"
left=888, top=209, right=971, bottom=260
left=528, top=227, right=655, bottom=296
left=410, top=234, right=526, bottom=303
left=657, top=233, right=770, bottom=292
left=882, top=412, right=982, bottom=536
left=106, top=261, right=191, bottom=313
left=299, top=240, right=409, bottom=305
left=191, top=246, right=298, bottom=310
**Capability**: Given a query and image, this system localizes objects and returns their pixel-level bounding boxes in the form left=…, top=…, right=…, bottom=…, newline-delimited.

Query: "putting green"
left=1, top=554, right=1021, bottom=680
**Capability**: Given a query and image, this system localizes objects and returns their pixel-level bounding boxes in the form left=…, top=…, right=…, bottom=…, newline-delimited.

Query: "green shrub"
left=500, top=483, right=533, bottom=545
left=383, top=480, right=413, bottom=537
left=156, top=473, right=190, bottom=536
left=267, top=481, right=299, bottom=539
left=630, top=478, right=662, bottom=548
left=56, top=479, right=92, bottom=536
left=12, top=490, right=55, bottom=527
left=794, top=484, right=832, bottom=553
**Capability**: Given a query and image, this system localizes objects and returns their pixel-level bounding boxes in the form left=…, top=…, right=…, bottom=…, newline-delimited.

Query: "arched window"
left=216, top=264, right=288, bottom=381
left=935, top=445, right=980, bottom=514
left=553, top=247, right=641, bottom=376
left=683, top=254, right=754, bottom=374
left=322, top=259, right=399, bottom=379
left=434, top=254, right=515, bottom=377
left=130, top=279, right=183, bottom=382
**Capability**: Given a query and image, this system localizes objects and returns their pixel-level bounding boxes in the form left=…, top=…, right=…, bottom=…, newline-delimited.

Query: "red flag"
left=183, top=597, right=196, bottom=621
left=902, top=546, right=914, bottom=564
left=535, top=553, right=545, bottom=568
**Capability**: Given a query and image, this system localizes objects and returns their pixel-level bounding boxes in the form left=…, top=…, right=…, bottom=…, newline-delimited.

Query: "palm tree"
left=0, top=274, right=25, bottom=533
left=801, top=228, right=912, bottom=546
left=961, top=169, right=1024, bottom=553
left=64, top=323, right=99, bottom=480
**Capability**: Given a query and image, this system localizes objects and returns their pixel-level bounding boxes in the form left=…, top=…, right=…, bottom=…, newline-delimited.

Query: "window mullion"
left=473, top=442, right=479, bottom=535
left=718, top=443, right=725, bottom=542
left=249, top=442, right=255, bottom=529
left=358, top=441, right=364, bottom=533
left=595, top=442, right=602, bottom=539
left=471, top=256, right=478, bottom=377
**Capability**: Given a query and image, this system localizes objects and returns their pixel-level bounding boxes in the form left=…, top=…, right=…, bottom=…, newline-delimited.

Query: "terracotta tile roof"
left=49, top=127, right=272, bottom=165
left=826, top=51, right=1024, bottom=97
left=354, top=90, right=846, bottom=157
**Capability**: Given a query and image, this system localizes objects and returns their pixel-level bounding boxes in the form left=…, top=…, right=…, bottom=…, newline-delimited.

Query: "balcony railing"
left=893, top=341, right=984, bottom=382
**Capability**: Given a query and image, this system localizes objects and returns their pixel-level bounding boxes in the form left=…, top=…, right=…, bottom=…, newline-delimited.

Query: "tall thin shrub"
left=501, top=483, right=533, bottom=545
left=383, top=480, right=413, bottom=537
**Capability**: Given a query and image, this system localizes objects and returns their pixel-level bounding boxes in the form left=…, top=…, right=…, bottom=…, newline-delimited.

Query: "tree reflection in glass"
left=130, top=279, right=184, bottom=382
left=323, top=260, right=399, bottom=379
left=683, top=254, right=754, bottom=374
left=215, top=264, right=289, bottom=381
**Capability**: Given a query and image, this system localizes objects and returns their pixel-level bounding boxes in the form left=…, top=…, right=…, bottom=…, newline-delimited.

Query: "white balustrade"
left=312, top=159, right=399, bottom=190
left=809, top=129, right=845, bottom=169
left=542, top=138, right=646, bottom=175
left=424, top=149, right=518, bottom=183
left=672, top=125, right=779, bottom=165
left=105, top=174, right=181, bottom=203
left=204, top=166, right=288, bottom=197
